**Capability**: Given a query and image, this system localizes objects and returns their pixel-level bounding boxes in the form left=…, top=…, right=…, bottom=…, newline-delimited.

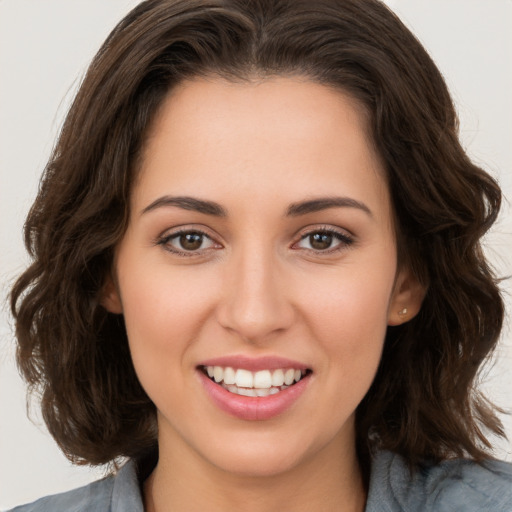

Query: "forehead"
left=143, top=76, right=373, bottom=162
left=135, top=76, right=390, bottom=220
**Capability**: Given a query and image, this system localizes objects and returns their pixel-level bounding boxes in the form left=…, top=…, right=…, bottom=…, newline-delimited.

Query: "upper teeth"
left=205, top=366, right=304, bottom=389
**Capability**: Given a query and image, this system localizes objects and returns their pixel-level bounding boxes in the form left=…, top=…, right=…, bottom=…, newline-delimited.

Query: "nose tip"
left=216, top=256, right=294, bottom=342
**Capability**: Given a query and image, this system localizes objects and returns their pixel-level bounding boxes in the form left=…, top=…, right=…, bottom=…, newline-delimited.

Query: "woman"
left=8, top=0, right=512, bottom=510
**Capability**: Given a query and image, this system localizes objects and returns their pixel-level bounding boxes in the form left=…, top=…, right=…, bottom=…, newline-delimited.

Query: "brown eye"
left=159, top=230, right=217, bottom=254
left=179, top=232, right=204, bottom=251
left=296, top=229, right=354, bottom=253
left=309, top=232, right=333, bottom=250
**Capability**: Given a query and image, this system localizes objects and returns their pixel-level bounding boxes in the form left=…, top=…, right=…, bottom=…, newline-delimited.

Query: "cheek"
left=297, top=259, right=394, bottom=374
left=117, top=264, right=218, bottom=380
left=302, top=264, right=394, bottom=334
left=120, top=259, right=215, bottom=330
left=118, top=258, right=227, bottom=399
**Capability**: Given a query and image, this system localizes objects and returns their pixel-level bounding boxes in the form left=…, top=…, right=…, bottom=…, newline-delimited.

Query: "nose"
left=216, top=246, right=295, bottom=343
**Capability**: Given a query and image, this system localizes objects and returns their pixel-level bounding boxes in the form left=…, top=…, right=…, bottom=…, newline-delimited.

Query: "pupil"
left=180, top=233, right=203, bottom=250
left=310, top=232, right=332, bottom=250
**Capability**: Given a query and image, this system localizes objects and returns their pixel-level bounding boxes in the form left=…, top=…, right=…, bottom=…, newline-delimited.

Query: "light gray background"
left=1, top=0, right=511, bottom=509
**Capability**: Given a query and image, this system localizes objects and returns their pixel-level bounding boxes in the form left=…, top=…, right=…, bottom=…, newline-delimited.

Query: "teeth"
left=253, top=370, right=272, bottom=388
left=221, top=382, right=284, bottom=397
left=235, top=369, right=253, bottom=388
left=238, top=387, right=257, bottom=397
left=205, top=365, right=307, bottom=392
left=284, top=368, right=295, bottom=385
left=213, top=366, right=223, bottom=383
left=223, top=367, right=236, bottom=385
left=271, top=369, right=285, bottom=386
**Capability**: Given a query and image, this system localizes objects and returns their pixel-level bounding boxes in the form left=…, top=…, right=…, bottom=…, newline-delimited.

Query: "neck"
left=144, top=432, right=366, bottom=512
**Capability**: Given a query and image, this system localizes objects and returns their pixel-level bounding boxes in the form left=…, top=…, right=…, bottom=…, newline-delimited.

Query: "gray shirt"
left=8, top=450, right=512, bottom=511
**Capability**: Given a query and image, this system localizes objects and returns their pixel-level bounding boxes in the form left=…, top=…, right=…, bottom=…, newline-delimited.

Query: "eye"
left=157, top=229, right=219, bottom=255
left=295, top=229, right=353, bottom=252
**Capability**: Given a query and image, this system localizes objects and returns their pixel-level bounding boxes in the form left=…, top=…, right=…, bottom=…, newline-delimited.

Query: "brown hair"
left=11, top=0, right=505, bottom=468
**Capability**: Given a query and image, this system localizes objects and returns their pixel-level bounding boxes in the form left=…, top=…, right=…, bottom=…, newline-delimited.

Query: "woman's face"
left=104, top=77, right=420, bottom=477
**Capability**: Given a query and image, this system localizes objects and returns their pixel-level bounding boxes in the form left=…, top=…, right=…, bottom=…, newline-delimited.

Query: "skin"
left=103, top=76, right=424, bottom=512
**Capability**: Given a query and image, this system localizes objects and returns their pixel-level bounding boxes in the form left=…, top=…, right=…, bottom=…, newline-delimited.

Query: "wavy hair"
left=11, top=0, right=505, bottom=467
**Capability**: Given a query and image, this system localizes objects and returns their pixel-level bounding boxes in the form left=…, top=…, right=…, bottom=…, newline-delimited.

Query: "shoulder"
left=6, top=476, right=115, bottom=512
left=5, top=460, right=143, bottom=512
left=366, top=450, right=512, bottom=512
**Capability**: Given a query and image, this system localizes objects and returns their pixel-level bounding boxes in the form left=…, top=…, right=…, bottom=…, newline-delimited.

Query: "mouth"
left=200, top=365, right=312, bottom=397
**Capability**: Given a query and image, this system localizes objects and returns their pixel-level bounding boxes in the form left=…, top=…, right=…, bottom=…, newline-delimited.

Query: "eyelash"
left=155, top=226, right=354, bottom=257
left=156, top=228, right=219, bottom=256
left=293, top=226, right=354, bottom=254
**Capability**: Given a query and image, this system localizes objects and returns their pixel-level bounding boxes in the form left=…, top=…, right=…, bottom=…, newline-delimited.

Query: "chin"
left=198, top=428, right=340, bottom=479
left=212, top=447, right=307, bottom=478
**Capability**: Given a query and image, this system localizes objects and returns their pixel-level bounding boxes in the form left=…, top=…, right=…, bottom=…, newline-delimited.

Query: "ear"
left=100, top=274, right=123, bottom=314
left=387, top=267, right=426, bottom=326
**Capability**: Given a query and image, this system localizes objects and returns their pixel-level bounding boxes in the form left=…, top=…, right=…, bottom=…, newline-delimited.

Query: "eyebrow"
left=141, top=196, right=227, bottom=217
left=286, top=197, right=373, bottom=217
left=141, top=194, right=372, bottom=218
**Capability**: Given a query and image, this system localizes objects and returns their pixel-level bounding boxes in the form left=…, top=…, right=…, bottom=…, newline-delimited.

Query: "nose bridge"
left=218, top=237, right=293, bottom=341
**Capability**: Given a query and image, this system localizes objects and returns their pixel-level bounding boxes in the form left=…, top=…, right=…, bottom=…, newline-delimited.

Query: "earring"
left=398, top=307, right=408, bottom=318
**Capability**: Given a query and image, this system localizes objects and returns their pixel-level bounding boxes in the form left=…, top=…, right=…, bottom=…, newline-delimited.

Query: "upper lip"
left=197, top=355, right=310, bottom=372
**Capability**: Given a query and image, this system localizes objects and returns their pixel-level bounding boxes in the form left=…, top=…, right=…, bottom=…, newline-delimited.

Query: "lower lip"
left=198, top=371, right=311, bottom=421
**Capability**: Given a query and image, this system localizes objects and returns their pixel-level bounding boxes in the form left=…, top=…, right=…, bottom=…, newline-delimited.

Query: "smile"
left=202, top=366, right=309, bottom=397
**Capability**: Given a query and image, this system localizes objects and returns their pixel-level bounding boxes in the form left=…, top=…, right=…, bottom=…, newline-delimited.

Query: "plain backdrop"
left=1, top=0, right=511, bottom=509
